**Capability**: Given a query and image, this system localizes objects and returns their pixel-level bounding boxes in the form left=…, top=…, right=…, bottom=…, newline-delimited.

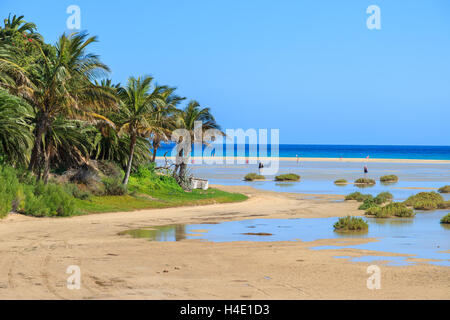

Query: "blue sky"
left=2, top=0, right=449, bottom=145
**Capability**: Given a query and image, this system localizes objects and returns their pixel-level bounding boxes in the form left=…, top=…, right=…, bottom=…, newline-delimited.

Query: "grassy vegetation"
left=440, top=213, right=450, bottom=224
left=354, top=178, right=376, bottom=185
left=356, top=192, right=393, bottom=210
left=275, top=173, right=300, bottom=182
left=380, top=175, right=399, bottom=183
left=334, top=179, right=347, bottom=185
left=345, top=192, right=373, bottom=202
left=334, top=216, right=369, bottom=232
left=374, top=192, right=393, bottom=204
left=438, top=185, right=450, bottom=193
left=403, top=192, right=444, bottom=210
left=244, top=173, right=265, bottom=181
left=365, top=202, right=415, bottom=218
left=438, top=201, right=450, bottom=209
left=0, top=163, right=248, bottom=218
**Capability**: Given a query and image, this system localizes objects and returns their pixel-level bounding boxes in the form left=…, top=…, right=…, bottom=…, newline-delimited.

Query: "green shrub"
left=334, top=216, right=369, bottom=232
left=359, top=198, right=379, bottom=210
left=413, top=200, right=438, bottom=211
left=366, top=202, right=414, bottom=218
left=244, top=173, right=265, bottom=181
left=64, top=183, right=92, bottom=200
left=440, top=213, right=450, bottom=224
left=404, top=192, right=444, bottom=207
left=275, top=174, right=300, bottom=181
left=374, top=192, right=393, bottom=204
left=334, top=179, right=347, bottom=185
left=345, top=192, right=373, bottom=202
left=0, top=165, right=20, bottom=217
left=96, top=160, right=122, bottom=178
left=438, top=185, right=450, bottom=193
left=380, top=175, right=399, bottom=183
left=354, top=178, right=376, bottom=185
left=102, top=177, right=127, bottom=196
left=365, top=206, right=382, bottom=216
left=24, top=183, right=75, bottom=217
left=438, top=201, right=450, bottom=209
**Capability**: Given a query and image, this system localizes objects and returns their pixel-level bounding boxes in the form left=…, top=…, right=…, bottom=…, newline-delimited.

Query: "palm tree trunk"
left=42, top=144, right=51, bottom=184
left=29, top=113, right=49, bottom=173
left=151, top=140, right=160, bottom=163
left=122, top=133, right=137, bottom=185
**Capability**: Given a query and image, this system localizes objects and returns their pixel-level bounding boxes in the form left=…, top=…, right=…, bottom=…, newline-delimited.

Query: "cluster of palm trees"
left=0, top=14, right=221, bottom=185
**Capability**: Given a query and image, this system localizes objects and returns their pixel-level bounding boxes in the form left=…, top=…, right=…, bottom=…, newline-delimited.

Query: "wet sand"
left=0, top=186, right=448, bottom=300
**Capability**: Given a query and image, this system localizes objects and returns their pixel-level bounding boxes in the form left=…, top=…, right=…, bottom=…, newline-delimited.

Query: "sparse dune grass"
left=354, top=178, right=376, bottom=185
left=334, top=216, right=368, bottom=232
left=244, top=173, right=265, bottom=181
left=380, top=175, right=399, bottom=183
left=438, top=185, right=450, bottom=193
left=275, top=174, right=300, bottom=182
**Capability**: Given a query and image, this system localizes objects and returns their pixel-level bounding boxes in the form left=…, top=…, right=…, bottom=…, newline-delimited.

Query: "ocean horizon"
left=156, top=143, right=450, bottom=160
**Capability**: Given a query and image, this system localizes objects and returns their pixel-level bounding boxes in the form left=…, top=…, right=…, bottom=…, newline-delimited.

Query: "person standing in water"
left=364, top=165, right=368, bottom=174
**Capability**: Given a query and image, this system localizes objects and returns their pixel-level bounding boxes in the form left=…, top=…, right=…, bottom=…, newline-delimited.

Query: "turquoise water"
left=120, top=210, right=450, bottom=267
left=157, top=144, right=450, bottom=160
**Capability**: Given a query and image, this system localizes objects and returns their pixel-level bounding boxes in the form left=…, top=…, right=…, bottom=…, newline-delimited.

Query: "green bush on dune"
left=440, top=213, right=450, bottom=224
left=0, top=165, right=21, bottom=218
left=438, top=185, right=450, bottom=193
left=413, top=200, right=438, bottom=211
left=437, top=201, right=450, bottom=209
left=334, top=216, right=369, bottom=232
left=365, top=202, right=414, bottom=218
left=358, top=198, right=378, bottom=210
left=354, top=178, right=376, bottom=185
left=334, top=179, right=347, bottom=185
left=345, top=192, right=373, bottom=202
left=357, top=192, right=393, bottom=210
left=244, top=173, right=265, bottom=181
left=275, top=174, right=300, bottom=181
left=380, top=175, right=399, bottom=183
left=374, top=192, right=393, bottom=204
left=24, top=182, right=75, bottom=217
left=404, top=192, right=444, bottom=210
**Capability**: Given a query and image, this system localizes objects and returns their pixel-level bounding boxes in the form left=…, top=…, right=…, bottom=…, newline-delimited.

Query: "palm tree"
left=149, top=87, right=185, bottom=162
left=0, top=88, right=33, bottom=166
left=173, top=100, right=222, bottom=180
left=0, top=14, right=42, bottom=41
left=41, top=118, right=97, bottom=183
left=117, top=76, right=166, bottom=185
left=0, top=31, right=116, bottom=175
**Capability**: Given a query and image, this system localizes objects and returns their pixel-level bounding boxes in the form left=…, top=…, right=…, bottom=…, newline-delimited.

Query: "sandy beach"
left=0, top=185, right=448, bottom=300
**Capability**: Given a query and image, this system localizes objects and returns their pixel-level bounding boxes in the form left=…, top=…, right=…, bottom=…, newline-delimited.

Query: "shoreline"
left=155, top=156, right=450, bottom=164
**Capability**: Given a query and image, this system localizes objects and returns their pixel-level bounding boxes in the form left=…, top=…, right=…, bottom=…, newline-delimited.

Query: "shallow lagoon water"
left=185, top=160, right=450, bottom=201
left=121, top=210, right=450, bottom=267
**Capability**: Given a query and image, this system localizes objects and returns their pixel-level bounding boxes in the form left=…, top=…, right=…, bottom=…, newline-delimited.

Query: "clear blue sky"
left=2, top=0, right=449, bottom=145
